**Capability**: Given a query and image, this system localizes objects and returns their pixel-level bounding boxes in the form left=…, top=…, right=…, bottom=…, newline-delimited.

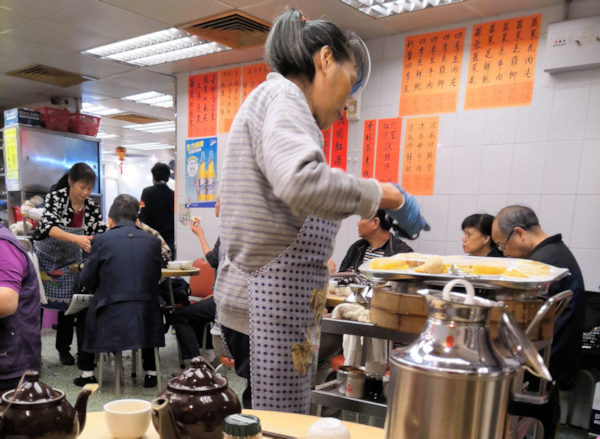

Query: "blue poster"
left=185, top=137, right=217, bottom=208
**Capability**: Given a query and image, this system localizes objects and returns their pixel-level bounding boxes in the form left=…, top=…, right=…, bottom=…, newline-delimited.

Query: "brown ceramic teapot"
left=0, top=370, right=98, bottom=439
left=152, top=356, right=241, bottom=439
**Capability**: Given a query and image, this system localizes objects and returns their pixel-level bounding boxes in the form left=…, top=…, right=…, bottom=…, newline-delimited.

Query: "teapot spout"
left=74, top=383, right=98, bottom=433
left=152, top=397, right=188, bottom=439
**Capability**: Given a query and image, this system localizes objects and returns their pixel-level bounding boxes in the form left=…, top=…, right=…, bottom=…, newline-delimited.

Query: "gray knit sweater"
left=214, top=72, right=381, bottom=335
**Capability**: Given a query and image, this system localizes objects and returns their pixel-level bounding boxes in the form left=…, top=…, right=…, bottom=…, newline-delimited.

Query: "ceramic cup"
left=104, top=399, right=151, bottom=438
left=306, top=418, right=350, bottom=439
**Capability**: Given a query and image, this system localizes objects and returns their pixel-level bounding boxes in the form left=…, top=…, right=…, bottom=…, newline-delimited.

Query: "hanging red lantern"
left=115, top=146, right=126, bottom=174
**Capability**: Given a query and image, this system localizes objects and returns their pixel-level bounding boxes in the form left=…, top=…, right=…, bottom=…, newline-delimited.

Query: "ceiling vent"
left=181, top=11, right=271, bottom=50
left=105, top=113, right=168, bottom=124
left=7, top=64, right=94, bottom=87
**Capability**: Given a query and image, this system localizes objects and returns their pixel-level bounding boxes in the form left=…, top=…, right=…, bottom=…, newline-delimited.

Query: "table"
left=81, top=409, right=384, bottom=438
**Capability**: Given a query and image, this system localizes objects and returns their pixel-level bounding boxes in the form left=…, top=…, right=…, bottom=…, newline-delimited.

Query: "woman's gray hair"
left=496, top=205, right=540, bottom=237
left=264, top=7, right=370, bottom=93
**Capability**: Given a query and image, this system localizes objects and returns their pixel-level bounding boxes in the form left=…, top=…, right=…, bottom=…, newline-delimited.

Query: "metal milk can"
left=385, top=279, right=552, bottom=439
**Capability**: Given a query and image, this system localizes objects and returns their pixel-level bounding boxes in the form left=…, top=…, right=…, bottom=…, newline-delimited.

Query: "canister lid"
left=223, top=414, right=262, bottom=436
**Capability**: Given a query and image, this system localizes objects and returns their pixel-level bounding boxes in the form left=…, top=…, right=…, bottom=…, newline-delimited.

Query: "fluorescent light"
left=123, top=121, right=175, bottom=133
left=96, top=132, right=119, bottom=139
left=82, top=28, right=230, bottom=67
left=122, top=91, right=173, bottom=108
left=125, top=142, right=175, bottom=150
left=82, top=102, right=123, bottom=116
left=340, top=0, right=466, bottom=17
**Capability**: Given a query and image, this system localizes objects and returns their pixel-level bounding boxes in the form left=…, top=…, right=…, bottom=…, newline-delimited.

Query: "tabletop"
left=161, top=267, right=200, bottom=278
left=80, top=409, right=384, bottom=438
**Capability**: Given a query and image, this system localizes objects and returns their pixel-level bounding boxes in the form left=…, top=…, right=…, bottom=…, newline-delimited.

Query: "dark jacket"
left=528, top=234, right=585, bottom=390
left=139, top=182, right=174, bottom=251
left=0, top=225, right=41, bottom=382
left=339, top=234, right=413, bottom=272
left=80, top=220, right=164, bottom=352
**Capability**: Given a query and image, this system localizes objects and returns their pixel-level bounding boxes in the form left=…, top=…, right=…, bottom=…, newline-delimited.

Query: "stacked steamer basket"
left=360, top=254, right=573, bottom=439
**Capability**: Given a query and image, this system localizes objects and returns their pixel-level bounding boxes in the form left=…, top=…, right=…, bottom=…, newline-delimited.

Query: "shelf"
left=321, top=318, right=418, bottom=345
left=312, top=380, right=387, bottom=418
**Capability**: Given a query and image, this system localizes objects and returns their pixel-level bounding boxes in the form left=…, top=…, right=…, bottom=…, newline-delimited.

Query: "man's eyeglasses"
left=497, top=228, right=516, bottom=252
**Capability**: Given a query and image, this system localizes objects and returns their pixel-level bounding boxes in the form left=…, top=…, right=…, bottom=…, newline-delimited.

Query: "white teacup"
left=104, top=399, right=151, bottom=438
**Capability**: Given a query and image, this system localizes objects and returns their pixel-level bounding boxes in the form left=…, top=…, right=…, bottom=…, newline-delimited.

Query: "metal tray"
left=359, top=255, right=569, bottom=291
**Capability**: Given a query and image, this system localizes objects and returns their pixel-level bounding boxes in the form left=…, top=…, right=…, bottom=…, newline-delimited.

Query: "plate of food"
left=167, top=260, right=194, bottom=270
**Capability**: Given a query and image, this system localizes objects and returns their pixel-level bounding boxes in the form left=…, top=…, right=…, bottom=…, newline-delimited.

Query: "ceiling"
left=0, top=0, right=561, bottom=159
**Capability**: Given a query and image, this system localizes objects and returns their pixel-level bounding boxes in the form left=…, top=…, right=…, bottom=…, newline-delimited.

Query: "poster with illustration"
left=185, top=137, right=217, bottom=208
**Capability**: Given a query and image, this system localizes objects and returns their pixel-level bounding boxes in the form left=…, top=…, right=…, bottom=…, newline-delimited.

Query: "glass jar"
left=223, top=414, right=262, bottom=439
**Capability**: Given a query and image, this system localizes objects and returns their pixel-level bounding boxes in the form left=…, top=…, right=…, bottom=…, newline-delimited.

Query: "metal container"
left=385, top=280, right=552, bottom=439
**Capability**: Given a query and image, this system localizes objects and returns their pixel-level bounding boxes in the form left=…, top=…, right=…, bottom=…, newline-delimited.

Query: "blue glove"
left=385, top=184, right=430, bottom=240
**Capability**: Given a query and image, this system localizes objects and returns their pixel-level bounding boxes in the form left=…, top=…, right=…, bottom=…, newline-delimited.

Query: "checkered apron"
left=248, top=216, right=339, bottom=413
left=34, top=221, right=84, bottom=311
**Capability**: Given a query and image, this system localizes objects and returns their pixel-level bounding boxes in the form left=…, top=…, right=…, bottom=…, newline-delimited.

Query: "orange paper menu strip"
left=241, top=63, right=270, bottom=103
left=188, top=72, right=218, bottom=138
left=399, top=28, right=465, bottom=116
left=362, top=120, right=376, bottom=178
left=375, top=118, right=402, bottom=183
left=218, top=67, right=242, bottom=134
left=464, top=14, right=541, bottom=110
left=331, top=117, right=348, bottom=171
left=322, top=127, right=332, bottom=165
left=401, top=116, right=439, bottom=195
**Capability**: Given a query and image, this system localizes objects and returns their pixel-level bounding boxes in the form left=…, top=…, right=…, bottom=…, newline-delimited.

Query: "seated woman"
left=461, top=213, right=502, bottom=257
left=339, top=209, right=413, bottom=272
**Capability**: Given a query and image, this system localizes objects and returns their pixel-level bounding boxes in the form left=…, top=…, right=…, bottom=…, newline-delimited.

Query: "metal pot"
left=385, top=279, right=552, bottom=439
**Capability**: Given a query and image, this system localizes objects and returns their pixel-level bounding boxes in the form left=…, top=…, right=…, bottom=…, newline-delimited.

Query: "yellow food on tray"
left=369, top=258, right=410, bottom=271
left=469, top=264, right=507, bottom=276
left=414, top=255, right=444, bottom=274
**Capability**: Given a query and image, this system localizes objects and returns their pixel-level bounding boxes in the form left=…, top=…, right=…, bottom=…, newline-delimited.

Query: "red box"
left=68, top=113, right=100, bottom=136
left=34, top=107, right=70, bottom=131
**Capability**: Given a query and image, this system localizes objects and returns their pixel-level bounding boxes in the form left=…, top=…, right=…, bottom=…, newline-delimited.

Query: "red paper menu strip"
left=330, top=117, right=348, bottom=171
left=362, top=120, right=376, bottom=178
left=401, top=116, right=439, bottom=195
left=375, top=118, right=402, bottom=183
left=242, top=62, right=270, bottom=102
left=218, top=67, right=242, bottom=133
left=464, top=14, right=541, bottom=109
left=322, top=127, right=332, bottom=165
left=188, top=72, right=218, bottom=138
left=399, top=28, right=465, bottom=116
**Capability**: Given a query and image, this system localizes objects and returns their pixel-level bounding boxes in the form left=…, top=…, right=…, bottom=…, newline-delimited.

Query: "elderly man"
left=491, top=205, right=585, bottom=392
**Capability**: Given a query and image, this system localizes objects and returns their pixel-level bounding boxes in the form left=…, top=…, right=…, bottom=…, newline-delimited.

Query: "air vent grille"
left=182, top=11, right=271, bottom=50
left=7, top=64, right=93, bottom=87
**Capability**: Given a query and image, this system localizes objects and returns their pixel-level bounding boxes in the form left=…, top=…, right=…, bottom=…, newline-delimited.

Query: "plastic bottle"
left=197, top=152, right=207, bottom=201
left=206, top=150, right=215, bottom=201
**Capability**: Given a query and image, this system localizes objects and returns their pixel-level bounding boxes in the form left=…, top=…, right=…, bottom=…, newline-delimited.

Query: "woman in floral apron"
left=214, top=8, right=430, bottom=413
left=34, top=163, right=106, bottom=365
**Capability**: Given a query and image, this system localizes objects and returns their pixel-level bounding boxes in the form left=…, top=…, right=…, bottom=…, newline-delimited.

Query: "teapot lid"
left=1, top=371, right=62, bottom=404
left=167, top=357, right=227, bottom=393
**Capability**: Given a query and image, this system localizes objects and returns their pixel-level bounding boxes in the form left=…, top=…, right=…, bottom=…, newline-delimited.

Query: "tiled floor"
left=38, top=328, right=590, bottom=437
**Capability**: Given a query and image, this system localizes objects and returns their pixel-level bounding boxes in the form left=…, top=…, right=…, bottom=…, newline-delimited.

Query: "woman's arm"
left=49, top=226, right=93, bottom=253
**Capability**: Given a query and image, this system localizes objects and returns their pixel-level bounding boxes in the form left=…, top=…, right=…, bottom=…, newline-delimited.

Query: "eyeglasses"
left=497, top=228, right=516, bottom=252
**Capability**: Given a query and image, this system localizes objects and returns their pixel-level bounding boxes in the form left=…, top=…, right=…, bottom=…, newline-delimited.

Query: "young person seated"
left=339, top=209, right=413, bottom=272
left=461, top=213, right=502, bottom=257
left=74, top=194, right=165, bottom=388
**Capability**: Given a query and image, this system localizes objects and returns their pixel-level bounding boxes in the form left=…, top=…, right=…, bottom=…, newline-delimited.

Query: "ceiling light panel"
left=81, top=102, right=123, bottom=116
left=82, top=28, right=230, bottom=67
left=340, top=0, right=466, bottom=18
left=123, top=121, right=175, bottom=133
left=125, top=142, right=175, bottom=150
left=122, top=91, right=174, bottom=108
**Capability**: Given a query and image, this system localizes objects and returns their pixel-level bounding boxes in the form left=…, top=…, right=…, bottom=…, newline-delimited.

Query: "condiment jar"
left=345, top=369, right=365, bottom=398
left=364, top=361, right=386, bottom=402
left=223, top=413, right=262, bottom=439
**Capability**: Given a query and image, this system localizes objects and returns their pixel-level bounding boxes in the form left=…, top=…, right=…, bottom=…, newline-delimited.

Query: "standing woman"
left=215, top=8, right=429, bottom=413
left=34, top=162, right=106, bottom=365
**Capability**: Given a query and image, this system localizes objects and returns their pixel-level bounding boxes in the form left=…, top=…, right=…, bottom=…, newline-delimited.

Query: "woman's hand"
left=190, top=216, right=204, bottom=237
left=73, top=234, right=94, bottom=253
left=378, top=182, right=404, bottom=209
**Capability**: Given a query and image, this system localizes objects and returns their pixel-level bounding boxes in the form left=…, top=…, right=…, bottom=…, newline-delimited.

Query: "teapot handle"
left=442, top=279, right=475, bottom=304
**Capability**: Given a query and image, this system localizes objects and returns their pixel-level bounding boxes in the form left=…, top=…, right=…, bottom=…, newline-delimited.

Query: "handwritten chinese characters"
left=362, top=120, right=376, bottom=178
left=218, top=67, right=242, bottom=134
left=465, top=14, right=541, bottom=109
left=401, top=116, right=439, bottom=195
left=375, top=118, right=402, bottom=183
left=331, top=117, right=348, bottom=171
left=399, top=28, right=465, bottom=116
left=188, top=72, right=218, bottom=137
left=322, top=127, right=332, bottom=165
left=242, top=63, right=270, bottom=103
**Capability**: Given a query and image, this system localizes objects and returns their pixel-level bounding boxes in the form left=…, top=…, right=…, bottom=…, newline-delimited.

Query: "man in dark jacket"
left=0, top=224, right=41, bottom=390
left=139, top=162, right=175, bottom=257
left=74, top=194, right=164, bottom=388
left=339, top=209, right=413, bottom=272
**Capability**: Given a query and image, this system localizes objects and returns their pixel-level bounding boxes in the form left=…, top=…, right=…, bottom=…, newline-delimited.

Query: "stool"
left=97, top=348, right=161, bottom=395
left=215, top=356, right=235, bottom=380
left=331, top=354, right=345, bottom=371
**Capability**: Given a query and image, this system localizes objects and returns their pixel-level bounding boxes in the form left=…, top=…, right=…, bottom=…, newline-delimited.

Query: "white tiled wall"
left=176, top=2, right=600, bottom=291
